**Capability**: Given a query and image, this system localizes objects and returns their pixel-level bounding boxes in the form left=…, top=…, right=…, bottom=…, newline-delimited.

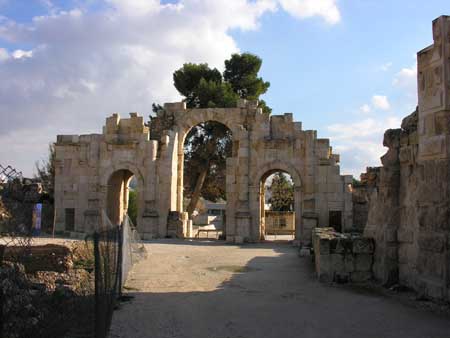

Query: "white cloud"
left=359, top=104, right=371, bottom=114
left=12, top=49, right=33, bottom=59
left=393, top=63, right=417, bottom=101
left=0, top=0, right=343, bottom=176
left=326, top=116, right=401, bottom=177
left=279, top=0, right=341, bottom=24
left=393, top=64, right=416, bottom=87
left=371, top=95, right=390, bottom=110
left=379, top=62, right=392, bottom=71
left=106, top=0, right=165, bottom=17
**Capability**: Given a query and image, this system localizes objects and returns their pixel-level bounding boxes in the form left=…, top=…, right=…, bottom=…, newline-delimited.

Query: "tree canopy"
left=35, top=143, right=55, bottom=199
left=173, top=53, right=271, bottom=113
left=267, top=172, right=294, bottom=212
left=224, top=53, right=270, bottom=99
left=167, top=53, right=271, bottom=217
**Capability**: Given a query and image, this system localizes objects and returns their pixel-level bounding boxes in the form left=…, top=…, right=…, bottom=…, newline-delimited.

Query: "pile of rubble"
left=3, top=244, right=73, bottom=273
left=0, top=242, right=94, bottom=338
left=0, top=178, right=53, bottom=234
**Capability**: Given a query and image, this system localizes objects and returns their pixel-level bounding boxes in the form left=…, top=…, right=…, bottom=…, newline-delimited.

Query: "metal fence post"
left=0, top=244, right=4, bottom=338
left=118, top=225, right=123, bottom=299
left=93, top=232, right=102, bottom=338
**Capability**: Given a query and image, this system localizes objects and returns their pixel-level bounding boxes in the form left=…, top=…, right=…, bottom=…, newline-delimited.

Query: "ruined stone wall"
left=364, top=16, right=450, bottom=301
left=0, top=179, right=53, bottom=234
left=54, top=113, right=164, bottom=237
left=312, top=227, right=374, bottom=283
left=164, top=100, right=352, bottom=244
left=55, top=100, right=352, bottom=243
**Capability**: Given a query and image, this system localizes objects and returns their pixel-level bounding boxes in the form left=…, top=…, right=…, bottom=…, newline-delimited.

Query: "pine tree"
left=268, top=173, right=294, bottom=211
left=168, top=53, right=271, bottom=217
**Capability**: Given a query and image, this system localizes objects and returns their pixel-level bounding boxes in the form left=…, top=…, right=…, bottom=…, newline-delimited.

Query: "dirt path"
left=109, top=240, right=450, bottom=338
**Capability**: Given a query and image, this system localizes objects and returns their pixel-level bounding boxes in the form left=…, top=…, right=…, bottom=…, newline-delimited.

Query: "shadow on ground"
left=109, top=240, right=450, bottom=338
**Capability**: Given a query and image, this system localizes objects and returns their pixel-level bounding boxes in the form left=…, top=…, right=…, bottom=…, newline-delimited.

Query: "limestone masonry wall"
left=54, top=100, right=352, bottom=244
left=312, top=228, right=374, bottom=283
left=363, top=16, right=450, bottom=301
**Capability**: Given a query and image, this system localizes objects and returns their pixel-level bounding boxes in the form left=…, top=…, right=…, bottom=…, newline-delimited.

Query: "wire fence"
left=93, top=212, right=146, bottom=338
left=0, top=164, right=23, bottom=183
left=0, top=211, right=145, bottom=338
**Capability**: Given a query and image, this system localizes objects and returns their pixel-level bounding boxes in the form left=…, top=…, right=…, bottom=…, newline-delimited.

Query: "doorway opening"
left=182, top=121, right=232, bottom=239
left=106, top=169, right=138, bottom=227
left=260, top=170, right=296, bottom=242
left=329, top=210, right=342, bottom=232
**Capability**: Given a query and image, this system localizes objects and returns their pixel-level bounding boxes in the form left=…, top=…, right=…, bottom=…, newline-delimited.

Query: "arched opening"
left=106, top=169, right=138, bottom=226
left=182, top=120, right=233, bottom=239
left=260, top=170, right=296, bottom=242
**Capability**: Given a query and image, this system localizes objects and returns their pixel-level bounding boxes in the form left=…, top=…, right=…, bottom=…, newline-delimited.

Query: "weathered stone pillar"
left=364, top=129, right=401, bottom=285
left=415, top=15, right=450, bottom=300
left=294, top=185, right=303, bottom=242
left=234, top=127, right=251, bottom=243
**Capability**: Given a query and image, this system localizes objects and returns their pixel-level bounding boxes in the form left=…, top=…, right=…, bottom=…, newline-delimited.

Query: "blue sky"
left=0, top=0, right=449, bottom=177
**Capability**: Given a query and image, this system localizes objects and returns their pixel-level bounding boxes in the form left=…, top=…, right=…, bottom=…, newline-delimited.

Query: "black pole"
left=0, top=245, right=4, bottom=338
left=93, top=232, right=102, bottom=338
left=118, top=225, right=123, bottom=299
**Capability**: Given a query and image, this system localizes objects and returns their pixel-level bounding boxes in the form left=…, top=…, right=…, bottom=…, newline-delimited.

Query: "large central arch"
left=174, top=108, right=247, bottom=239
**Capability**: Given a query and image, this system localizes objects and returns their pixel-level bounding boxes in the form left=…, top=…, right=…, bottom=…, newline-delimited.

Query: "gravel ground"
left=109, top=239, right=450, bottom=338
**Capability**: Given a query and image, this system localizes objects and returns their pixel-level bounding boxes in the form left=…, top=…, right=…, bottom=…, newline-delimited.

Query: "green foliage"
left=268, top=173, right=294, bottom=212
left=173, top=53, right=271, bottom=111
left=152, top=103, right=164, bottom=114
left=35, top=143, right=55, bottom=198
left=223, top=53, right=270, bottom=100
left=196, top=79, right=238, bottom=108
left=173, top=63, right=222, bottom=108
left=184, top=121, right=232, bottom=202
left=127, top=189, right=138, bottom=225
left=258, top=99, right=272, bottom=114
left=352, top=178, right=362, bottom=186
left=172, top=53, right=271, bottom=213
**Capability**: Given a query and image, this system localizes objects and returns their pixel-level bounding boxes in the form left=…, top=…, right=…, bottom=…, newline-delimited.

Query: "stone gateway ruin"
left=53, top=15, right=450, bottom=302
left=54, top=100, right=353, bottom=244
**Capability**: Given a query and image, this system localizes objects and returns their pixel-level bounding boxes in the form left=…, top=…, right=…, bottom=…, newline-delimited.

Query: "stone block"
left=386, top=246, right=399, bottom=260
left=354, top=254, right=373, bottom=272
left=317, top=254, right=332, bottom=282
left=352, top=238, right=375, bottom=254
left=344, top=255, right=354, bottom=272
left=397, top=229, right=414, bottom=243
left=398, top=245, right=410, bottom=264
left=350, top=271, right=372, bottom=283
left=334, top=272, right=350, bottom=283
left=385, top=229, right=398, bottom=243
left=417, top=277, right=447, bottom=300
left=234, top=236, right=244, bottom=244
left=164, top=102, right=186, bottom=111
left=331, top=254, right=344, bottom=271
left=418, top=234, right=446, bottom=253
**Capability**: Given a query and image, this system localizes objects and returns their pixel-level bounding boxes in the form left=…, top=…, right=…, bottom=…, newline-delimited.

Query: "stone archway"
left=101, top=163, right=145, bottom=227
left=106, top=169, right=134, bottom=225
left=175, top=117, right=239, bottom=238
left=254, top=161, right=302, bottom=241
left=55, top=100, right=353, bottom=241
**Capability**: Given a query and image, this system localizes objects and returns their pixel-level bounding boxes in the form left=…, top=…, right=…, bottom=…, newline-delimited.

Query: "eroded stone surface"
left=54, top=101, right=352, bottom=244
left=362, top=15, right=450, bottom=302
left=312, top=227, right=374, bottom=283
